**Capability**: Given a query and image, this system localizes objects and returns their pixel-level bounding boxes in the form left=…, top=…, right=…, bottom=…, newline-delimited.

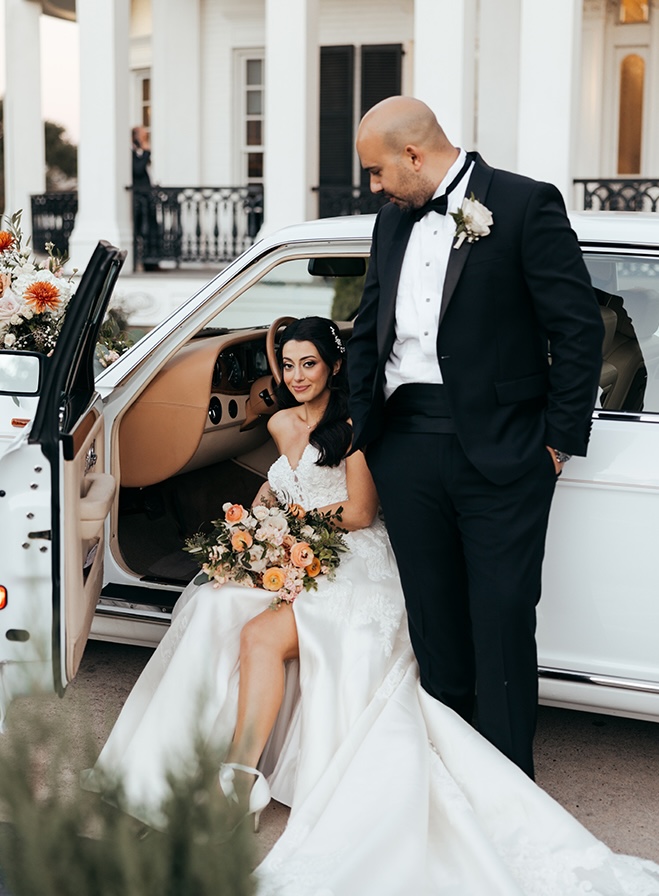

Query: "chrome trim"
left=95, top=604, right=171, bottom=626
left=539, top=666, right=659, bottom=695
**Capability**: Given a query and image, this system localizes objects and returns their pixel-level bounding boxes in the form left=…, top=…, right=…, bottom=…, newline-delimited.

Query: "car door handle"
left=80, top=473, right=116, bottom=540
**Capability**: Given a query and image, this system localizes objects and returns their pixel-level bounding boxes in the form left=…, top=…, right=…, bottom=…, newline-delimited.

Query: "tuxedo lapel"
left=439, top=155, right=494, bottom=325
left=377, top=212, right=415, bottom=356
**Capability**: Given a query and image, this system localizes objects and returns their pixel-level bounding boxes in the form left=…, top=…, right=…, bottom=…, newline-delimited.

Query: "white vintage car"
left=0, top=213, right=658, bottom=726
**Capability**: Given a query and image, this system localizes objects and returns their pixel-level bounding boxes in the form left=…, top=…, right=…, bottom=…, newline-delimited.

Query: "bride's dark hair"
left=275, top=316, right=351, bottom=467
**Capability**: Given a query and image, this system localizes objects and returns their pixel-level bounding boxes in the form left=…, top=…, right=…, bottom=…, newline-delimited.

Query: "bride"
left=88, top=317, right=659, bottom=895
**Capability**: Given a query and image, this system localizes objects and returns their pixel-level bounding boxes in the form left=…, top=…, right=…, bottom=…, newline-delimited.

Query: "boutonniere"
left=450, top=194, right=493, bottom=249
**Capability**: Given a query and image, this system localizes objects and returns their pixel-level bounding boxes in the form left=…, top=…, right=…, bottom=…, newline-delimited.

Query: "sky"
left=0, top=3, right=80, bottom=143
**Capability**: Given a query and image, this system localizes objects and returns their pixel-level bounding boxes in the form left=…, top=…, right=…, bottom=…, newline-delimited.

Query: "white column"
left=517, top=0, right=583, bottom=205
left=150, top=0, right=201, bottom=185
left=68, top=0, right=132, bottom=271
left=476, top=0, right=521, bottom=169
left=575, top=0, right=606, bottom=179
left=3, top=0, right=45, bottom=241
left=263, top=0, right=319, bottom=232
left=413, top=0, right=477, bottom=149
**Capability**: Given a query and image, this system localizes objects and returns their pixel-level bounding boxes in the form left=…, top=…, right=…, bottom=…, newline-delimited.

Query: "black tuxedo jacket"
left=347, top=155, right=604, bottom=486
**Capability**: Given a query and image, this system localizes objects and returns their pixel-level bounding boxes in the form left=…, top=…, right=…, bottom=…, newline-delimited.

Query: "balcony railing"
left=31, top=191, right=78, bottom=258
left=574, top=178, right=659, bottom=212
left=314, top=185, right=388, bottom=219
left=31, top=185, right=264, bottom=270
left=132, top=185, right=264, bottom=270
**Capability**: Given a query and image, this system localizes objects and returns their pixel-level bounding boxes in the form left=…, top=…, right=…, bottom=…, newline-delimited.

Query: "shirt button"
left=433, top=231, right=438, bottom=236
left=425, top=261, right=430, bottom=267
left=423, top=331, right=429, bottom=336
left=425, top=298, right=431, bottom=303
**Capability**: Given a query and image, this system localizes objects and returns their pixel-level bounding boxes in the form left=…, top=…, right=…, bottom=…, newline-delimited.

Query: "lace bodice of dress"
left=268, top=444, right=348, bottom=509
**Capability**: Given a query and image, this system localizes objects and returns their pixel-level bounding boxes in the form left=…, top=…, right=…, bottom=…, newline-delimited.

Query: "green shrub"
left=0, top=712, right=255, bottom=896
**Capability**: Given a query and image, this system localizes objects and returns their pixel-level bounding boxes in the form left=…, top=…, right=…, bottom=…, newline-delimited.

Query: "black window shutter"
left=360, top=45, right=403, bottom=193
left=319, top=46, right=355, bottom=189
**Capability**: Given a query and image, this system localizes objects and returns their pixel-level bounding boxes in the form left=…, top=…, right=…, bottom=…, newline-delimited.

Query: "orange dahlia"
left=24, top=280, right=62, bottom=314
left=0, top=231, right=15, bottom=253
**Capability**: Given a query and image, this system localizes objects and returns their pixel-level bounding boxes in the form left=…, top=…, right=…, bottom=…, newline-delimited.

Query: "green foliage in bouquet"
left=0, top=709, right=256, bottom=896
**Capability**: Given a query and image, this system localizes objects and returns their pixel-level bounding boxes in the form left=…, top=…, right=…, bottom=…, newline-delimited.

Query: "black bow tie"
left=411, top=152, right=476, bottom=223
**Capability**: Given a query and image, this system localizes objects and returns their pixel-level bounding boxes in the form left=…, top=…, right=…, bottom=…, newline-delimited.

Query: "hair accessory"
left=329, top=324, right=346, bottom=354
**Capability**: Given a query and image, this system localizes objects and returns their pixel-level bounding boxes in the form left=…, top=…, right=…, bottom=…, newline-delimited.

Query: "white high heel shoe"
left=219, top=762, right=271, bottom=832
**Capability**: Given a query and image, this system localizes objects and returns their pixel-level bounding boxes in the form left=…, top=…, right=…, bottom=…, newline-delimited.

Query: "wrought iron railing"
left=132, top=185, right=264, bottom=270
left=31, top=191, right=78, bottom=257
left=30, top=186, right=264, bottom=271
left=574, top=178, right=659, bottom=212
left=313, top=185, right=388, bottom=219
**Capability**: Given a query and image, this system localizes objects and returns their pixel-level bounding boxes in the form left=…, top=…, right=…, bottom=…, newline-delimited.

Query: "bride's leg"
left=227, top=604, right=299, bottom=773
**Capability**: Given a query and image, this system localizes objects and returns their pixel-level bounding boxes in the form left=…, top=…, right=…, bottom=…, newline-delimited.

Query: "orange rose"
left=288, top=503, right=306, bottom=519
left=262, top=567, right=286, bottom=591
left=231, top=529, right=253, bottom=552
left=290, top=541, right=314, bottom=568
left=305, top=557, right=322, bottom=577
left=225, top=504, right=245, bottom=523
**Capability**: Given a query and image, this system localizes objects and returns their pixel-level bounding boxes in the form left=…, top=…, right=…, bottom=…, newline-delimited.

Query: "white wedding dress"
left=88, top=445, right=659, bottom=896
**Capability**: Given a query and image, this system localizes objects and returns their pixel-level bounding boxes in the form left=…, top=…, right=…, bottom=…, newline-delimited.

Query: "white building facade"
left=2, top=0, right=658, bottom=269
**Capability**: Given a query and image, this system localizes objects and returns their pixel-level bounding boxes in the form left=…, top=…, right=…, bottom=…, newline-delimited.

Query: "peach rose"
left=287, top=503, right=306, bottom=519
left=262, top=567, right=286, bottom=591
left=225, top=503, right=245, bottom=523
left=305, top=557, right=322, bottom=577
left=230, top=530, right=253, bottom=552
left=290, top=541, right=314, bottom=569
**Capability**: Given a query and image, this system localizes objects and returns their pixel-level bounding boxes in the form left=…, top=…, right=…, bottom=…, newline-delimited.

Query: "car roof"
left=257, top=210, right=659, bottom=253
left=569, top=211, right=659, bottom=249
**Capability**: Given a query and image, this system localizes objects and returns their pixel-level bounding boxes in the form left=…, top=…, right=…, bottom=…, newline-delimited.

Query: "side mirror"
left=307, top=257, right=366, bottom=277
left=0, top=351, right=43, bottom=395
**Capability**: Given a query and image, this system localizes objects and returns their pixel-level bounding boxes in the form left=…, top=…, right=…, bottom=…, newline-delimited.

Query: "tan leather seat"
left=599, top=294, right=646, bottom=411
left=598, top=306, right=618, bottom=407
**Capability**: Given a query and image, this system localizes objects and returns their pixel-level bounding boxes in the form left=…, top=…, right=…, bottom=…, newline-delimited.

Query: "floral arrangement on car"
left=0, top=210, right=133, bottom=364
left=184, top=500, right=348, bottom=608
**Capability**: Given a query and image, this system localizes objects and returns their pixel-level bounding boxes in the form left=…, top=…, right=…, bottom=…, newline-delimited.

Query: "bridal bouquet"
left=185, top=500, right=348, bottom=608
left=0, top=210, right=75, bottom=353
left=0, top=209, right=133, bottom=364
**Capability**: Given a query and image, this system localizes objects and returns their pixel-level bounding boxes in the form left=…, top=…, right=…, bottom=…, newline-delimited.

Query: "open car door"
left=26, top=241, right=126, bottom=702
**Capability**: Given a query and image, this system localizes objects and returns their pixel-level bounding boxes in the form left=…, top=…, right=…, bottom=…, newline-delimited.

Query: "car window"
left=200, top=256, right=367, bottom=332
left=584, top=253, right=659, bottom=414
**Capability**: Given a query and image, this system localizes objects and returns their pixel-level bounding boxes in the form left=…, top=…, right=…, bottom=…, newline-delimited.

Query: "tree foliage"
left=0, top=99, right=78, bottom=210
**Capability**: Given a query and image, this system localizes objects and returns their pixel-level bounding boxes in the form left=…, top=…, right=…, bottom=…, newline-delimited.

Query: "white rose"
left=22, top=308, right=33, bottom=320
left=265, top=515, right=289, bottom=534
left=9, top=314, right=22, bottom=326
left=4, top=333, right=16, bottom=348
left=0, top=290, right=22, bottom=322
left=462, top=197, right=493, bottom=236
left=252, top=505, right=270, bottom=521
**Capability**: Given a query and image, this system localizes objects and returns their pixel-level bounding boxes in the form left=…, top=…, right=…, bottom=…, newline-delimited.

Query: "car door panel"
left=61, top=403, right=115, bottom=683
left=539, top=417, right=659, bottom=688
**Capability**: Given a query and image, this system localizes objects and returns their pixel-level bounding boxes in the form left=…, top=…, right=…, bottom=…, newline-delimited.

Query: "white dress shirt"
left=384, top=149, right=473, bottom=400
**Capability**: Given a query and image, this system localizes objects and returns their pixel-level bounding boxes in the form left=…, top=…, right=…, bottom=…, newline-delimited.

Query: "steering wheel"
left=266, top=316, right=297, bottom=385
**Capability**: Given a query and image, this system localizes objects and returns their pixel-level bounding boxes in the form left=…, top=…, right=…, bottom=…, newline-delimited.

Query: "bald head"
left=357, top=96, right=451, bottom=154
left=356, top=96, right=458, bottom=212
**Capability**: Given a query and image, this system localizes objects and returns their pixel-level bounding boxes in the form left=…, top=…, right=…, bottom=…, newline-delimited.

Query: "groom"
left=347, top=96, right=604, bottom=778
